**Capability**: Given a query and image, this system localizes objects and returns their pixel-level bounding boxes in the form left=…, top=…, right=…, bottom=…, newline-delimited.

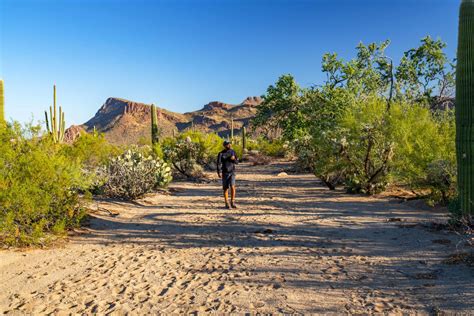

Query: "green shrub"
left=180, top=130, right=223, bottom=167
left=425, top=159, right=457, bottom=205
left=389, top=103, right=456, bottom=203
left=257, top=138, right=287, bottom=157
left=103, top=149, right=172, bottom=200
left=163, top=136, right=204, bottom=178
left=0, top=123, right=89, bottom=246
left=162, top=130, right=224, bottom=177
left=61, top=131, right=121, bottom=195
left=152, top=143, right=164, bottom=159
left=338, top=97, right=394, bottom=194
left=62, top=131, right=121, bottom=169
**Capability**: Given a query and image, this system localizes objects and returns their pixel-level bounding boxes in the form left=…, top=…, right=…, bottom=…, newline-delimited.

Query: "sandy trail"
left=1, top=161, right=473, bottom=314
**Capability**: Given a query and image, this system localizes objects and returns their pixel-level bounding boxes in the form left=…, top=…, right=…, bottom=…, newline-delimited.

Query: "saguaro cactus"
left=242, top=126, right=247, bottom=154
left=0, top=79, right=4, bottom=125
left=44, top=85, right=66, bottom=143
left=230, top=116, right=234, bottom=141
left=456, top=0, right=474, bottom=216
left=151, top=104, right=159, bottom=145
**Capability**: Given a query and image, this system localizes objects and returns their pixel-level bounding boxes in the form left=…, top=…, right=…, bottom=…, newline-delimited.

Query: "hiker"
left=217, top=140, right=238, bottom=209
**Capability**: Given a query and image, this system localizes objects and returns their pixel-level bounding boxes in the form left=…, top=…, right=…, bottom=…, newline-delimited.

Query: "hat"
left=223, top=140, right=231, bottom=146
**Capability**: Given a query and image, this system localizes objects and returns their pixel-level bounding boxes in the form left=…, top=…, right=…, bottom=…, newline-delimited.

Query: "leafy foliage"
left=162, top=130, right=223, bottom=177
left=396, top=36, right=455, bottom=104
left=253, top=75, right=307, bottom=141
left=0, top=123, right=90, bottom=246
left=62, top=131, right=121, bottom=170
left=253, top=36, right=456, bottom=203
left=247, top=137, right=287, bottom=158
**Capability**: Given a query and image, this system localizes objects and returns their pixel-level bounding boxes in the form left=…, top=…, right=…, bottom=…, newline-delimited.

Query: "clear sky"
left=0, top=0, right=459, bottom=125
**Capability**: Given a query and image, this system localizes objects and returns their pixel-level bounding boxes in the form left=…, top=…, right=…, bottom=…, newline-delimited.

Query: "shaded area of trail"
left=1, top=162, right=473, bottom=314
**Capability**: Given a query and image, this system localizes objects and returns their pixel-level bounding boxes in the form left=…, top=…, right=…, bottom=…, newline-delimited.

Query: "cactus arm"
left=59, top=109, right=65, bottom=142
left=58, top=106, right=62, bottom=141
left=44, top=111, right=50, bottom=133
left=62, top=112, right=65, bottom=142
left=49, top=105, right=56, bottom=141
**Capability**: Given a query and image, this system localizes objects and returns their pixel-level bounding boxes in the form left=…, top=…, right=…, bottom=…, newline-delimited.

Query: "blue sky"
left=0, top=0, right=459, bottom=125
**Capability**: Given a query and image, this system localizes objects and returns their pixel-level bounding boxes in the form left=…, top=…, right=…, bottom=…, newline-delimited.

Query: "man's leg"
left=230, top=173, right=237, bottom=208
left=223, top=188, right=229, bottom=207
left=230, top=185, right=237, bottom=208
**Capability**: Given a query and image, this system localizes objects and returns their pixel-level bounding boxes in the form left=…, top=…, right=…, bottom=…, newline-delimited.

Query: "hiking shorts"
left=222, top=173, right=236, bottom=190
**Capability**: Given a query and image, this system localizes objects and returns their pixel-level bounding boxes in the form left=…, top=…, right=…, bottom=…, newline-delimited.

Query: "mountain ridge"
left=65, top=96, right=263, bottom=144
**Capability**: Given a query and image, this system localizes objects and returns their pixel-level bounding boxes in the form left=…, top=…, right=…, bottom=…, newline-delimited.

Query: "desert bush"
left=61, top=131, right=122, bottom=194
left=389, top=103, right=456, bottom=203
left=247, top=152, right=272, bottom=166
left=103, top=149, right=172, bottom=200
left=152, top=143, right=164, bottom=159
left=62, top=131, right=121, bottom=169
left=337, top=97, right=394, bottom=194
left=162, top=137, right=203, bottom=178
left=180, top=130, right=223, bottom=167
left=253, top=137, right=287, bottom=157
left=425, top=160, right=457, bottom=205
left=162, top=130, right=224, bottom=177
left=0, top=123, right=89, bottom=246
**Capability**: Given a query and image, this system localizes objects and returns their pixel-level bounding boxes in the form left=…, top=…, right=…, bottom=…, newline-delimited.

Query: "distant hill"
left=65, top=96, right=263, bottom=145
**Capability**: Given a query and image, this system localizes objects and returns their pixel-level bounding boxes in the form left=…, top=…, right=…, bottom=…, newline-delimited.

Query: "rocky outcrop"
left=241, top=96, right=263, bottom=106
left=64, top=125, right=86, bottom=143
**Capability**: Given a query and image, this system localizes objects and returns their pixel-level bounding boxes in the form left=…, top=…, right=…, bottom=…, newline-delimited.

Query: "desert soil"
left=1, top=161, right=473, bottom=315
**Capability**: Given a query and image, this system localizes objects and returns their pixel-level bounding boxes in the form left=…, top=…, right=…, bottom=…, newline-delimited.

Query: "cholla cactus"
left=104, top=149, right=172, bottom=200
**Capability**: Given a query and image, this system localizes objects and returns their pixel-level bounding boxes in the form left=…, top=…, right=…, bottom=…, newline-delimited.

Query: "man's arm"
left=217, top=152, right=222, bottom=176
left=231, top=150, right=239, bottom=164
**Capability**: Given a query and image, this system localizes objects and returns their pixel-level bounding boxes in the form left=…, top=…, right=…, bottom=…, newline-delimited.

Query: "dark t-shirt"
left=217, top=149, right=238, bottom=174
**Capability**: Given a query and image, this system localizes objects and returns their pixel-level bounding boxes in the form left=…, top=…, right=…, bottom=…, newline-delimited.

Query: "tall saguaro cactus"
left=0, top=79, right=4, bottom=125
left=230, top=116, right=234, bottom=141
left=45, top=85, right=66, bottom=143
left=456, top=0, right=474, bottom=216
left=151, top=104, right=159, bottom=145
left=241, top=126, right=247, bottom=154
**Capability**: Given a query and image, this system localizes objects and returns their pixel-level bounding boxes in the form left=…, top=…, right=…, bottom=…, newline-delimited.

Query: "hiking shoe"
left=231, top=203, right=237, bottom=209
left=225, top=203, right=231, bottom=209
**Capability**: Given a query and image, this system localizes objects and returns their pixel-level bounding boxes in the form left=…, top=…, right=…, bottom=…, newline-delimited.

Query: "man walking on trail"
left=217, top=140, right=238, bottom=209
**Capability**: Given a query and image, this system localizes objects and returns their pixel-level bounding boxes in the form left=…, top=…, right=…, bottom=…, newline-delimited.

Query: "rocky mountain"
left=65, top=96, right=263, bottom=145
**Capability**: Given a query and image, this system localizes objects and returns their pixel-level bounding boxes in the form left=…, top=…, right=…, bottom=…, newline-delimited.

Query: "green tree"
left=321, top=40, right=393, bottom=103
left=396, top=36, right=455, bottom=105
left=252, top=74, right=308, bottom=141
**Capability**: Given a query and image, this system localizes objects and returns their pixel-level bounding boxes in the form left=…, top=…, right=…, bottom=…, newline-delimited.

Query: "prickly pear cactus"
left=155, top=159, right=173, bottom=187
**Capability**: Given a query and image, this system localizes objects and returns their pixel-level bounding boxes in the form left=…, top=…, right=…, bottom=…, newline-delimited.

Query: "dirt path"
left=1, top=161, right=473, bottom=314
